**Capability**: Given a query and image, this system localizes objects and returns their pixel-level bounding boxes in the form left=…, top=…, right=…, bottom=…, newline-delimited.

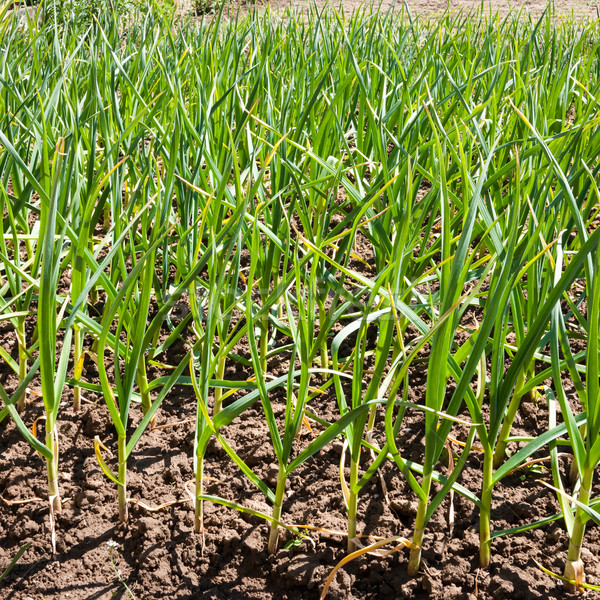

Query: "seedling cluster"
left=1, top=3, right=600, bottom=595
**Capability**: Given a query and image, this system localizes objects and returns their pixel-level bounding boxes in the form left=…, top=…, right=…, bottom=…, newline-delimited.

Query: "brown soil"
left=0, top=310, right=598, bottom=600
left=195, top=0, right=599, bottom=22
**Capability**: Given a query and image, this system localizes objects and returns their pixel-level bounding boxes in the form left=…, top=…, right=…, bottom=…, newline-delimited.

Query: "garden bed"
left=1, top=4, right=600, bottom=599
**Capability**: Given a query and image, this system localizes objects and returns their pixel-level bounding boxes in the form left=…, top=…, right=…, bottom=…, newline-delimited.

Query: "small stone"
left=85, top=477, right=103, bottom=490
left=332, top=441, right=345, bottom=456
left=137, top=516, right=160, bottom=535
left=267, top=463, right=280, bottom=481
left=390, top=497, right=418, bottom=516
left=581, top=547, right=594, bottom=562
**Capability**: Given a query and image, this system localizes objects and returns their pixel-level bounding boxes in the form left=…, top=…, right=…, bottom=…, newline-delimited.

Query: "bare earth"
left=211, top=0, right=599, bottom=20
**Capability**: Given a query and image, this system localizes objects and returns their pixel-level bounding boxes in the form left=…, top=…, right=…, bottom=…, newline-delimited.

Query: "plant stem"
left=260, top=316, right=268, bottom=374
left=213, top=354, right=226, bottom=416
left=45, top=420, right=62, bottom=513
left=563, top=465, right=594, bottom=591
left=89, top=286, right=99, bottom=306
left=569, top=423, right=587, bottom=486
left=318, top=301, right=328, bottom=369
left=16, top=318, right=27, bottom=412
left=92, top=300, right=112, bottom=355
left=347, top=451, right=360, bottom=552
left=118, top=434, right=128, bottom=523
left=137, top=355, right=151, bottom=420
left=407, top=473, right=432, bottom=576
left=73, top=325, right=83, bottom=412
left=89, top=240, right=98, bottom=305
left=268, top=463, right=286, bottom=554
left=194, top=456, right=204, bottom=534
left=480, top=450, right=493, bottom=568
left=104, top=201, right=111, bottom=231
left=273, top=272, right=283, bottom=320
left=493, top=369, right=526, bottom=468
left=526, top=364, right=538, bottom=402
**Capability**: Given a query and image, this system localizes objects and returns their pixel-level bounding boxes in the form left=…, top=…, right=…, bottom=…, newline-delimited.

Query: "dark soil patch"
left=1, top=349, right=598, bottom=599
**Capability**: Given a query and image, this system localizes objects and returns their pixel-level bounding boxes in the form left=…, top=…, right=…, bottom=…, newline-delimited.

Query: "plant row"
left=1, top=4, right=600, bottom=592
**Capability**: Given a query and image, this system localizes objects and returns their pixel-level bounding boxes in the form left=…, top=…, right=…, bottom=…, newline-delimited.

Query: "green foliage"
left=0, top=5, right=599, bottom=593
left=42, top=0, right=174, bottom=29
left=193, top=0, right=222, bottom=16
